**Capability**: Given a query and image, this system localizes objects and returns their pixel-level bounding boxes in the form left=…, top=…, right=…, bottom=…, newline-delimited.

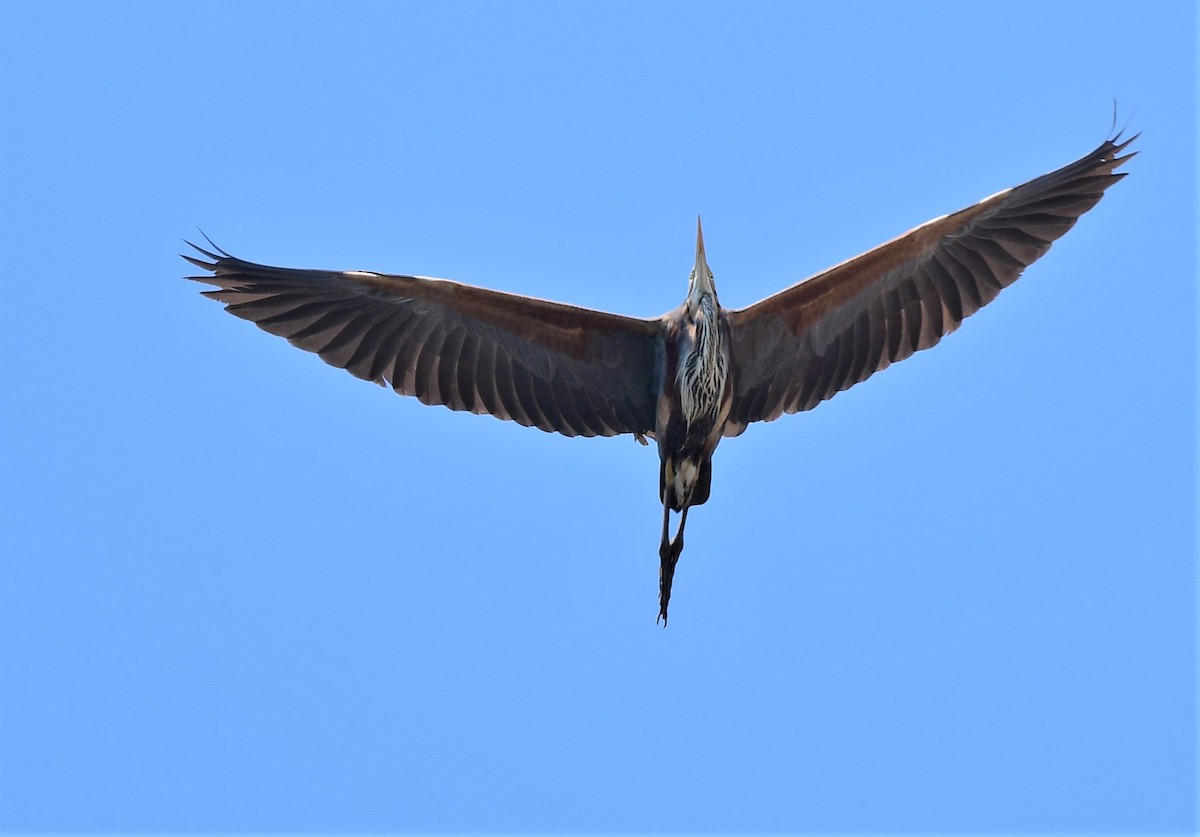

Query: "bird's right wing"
left=185, top=244, right=662, bottom=437
left=723, top=133, right=1136, bottom=436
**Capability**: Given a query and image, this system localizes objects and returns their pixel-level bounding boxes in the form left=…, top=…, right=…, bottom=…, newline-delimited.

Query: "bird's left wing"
left=722, top=133, right=1136, bottom=436
left=185, top=244, right=662, bottom=437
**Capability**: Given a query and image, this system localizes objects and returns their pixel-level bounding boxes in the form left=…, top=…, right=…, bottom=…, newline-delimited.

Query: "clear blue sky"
left=1, top=1, right=1195, bottom=832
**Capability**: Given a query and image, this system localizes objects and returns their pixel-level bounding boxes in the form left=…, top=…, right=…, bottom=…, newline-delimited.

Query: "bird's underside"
left=185, top=131, right=1135, bottom=625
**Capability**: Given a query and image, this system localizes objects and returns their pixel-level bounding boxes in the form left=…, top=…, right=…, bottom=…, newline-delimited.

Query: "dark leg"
left=658, top=502, right=673, bottom=625
left=657, top=504, right=690, bottom=626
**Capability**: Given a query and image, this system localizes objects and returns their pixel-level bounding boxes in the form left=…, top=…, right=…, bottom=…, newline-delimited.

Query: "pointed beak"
left=691, top=216, right=715, bottom=300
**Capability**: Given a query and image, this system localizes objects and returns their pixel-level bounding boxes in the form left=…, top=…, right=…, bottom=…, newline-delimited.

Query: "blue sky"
left=1, top=1, right=1195, bottom=833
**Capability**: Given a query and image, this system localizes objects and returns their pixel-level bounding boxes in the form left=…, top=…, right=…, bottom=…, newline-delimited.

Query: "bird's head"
left=687, top=216, right=718, bottom=314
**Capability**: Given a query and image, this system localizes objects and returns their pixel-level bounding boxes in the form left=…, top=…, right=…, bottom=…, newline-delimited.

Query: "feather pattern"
left=722, top=133, right=1137, bottom=436
left=184, top=244, right=662, bottom=437
left=678, top=295, right=728, bottom=428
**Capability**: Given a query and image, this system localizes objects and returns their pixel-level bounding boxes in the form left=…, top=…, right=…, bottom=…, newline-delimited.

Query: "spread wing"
left=723, top=133, right=1137, bottom=436
left=184, top=243, right=662, bottom=437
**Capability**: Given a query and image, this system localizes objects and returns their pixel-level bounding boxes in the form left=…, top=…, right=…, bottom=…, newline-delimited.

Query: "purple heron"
left=185, top=132, right=1135, bottom=624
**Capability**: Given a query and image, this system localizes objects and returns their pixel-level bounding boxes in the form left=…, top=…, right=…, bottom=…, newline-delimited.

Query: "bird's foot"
left=657, top=536, right=684, bottom=627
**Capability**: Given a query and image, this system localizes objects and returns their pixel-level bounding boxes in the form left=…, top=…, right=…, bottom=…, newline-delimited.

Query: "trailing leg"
left=657, top=504, right=689, bottom=626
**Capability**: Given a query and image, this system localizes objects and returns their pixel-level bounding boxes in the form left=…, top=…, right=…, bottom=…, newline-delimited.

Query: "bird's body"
left=659, top=288, right=731, bottom=511
left=186, top=132, right=1135, bottom=624
left=650, top=224, right=733, bottom=613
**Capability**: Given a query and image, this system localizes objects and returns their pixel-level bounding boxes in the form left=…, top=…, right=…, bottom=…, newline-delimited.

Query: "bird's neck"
left=678, top=295, right=727, bottom=428
left=688, top=290, right=717, bottom=321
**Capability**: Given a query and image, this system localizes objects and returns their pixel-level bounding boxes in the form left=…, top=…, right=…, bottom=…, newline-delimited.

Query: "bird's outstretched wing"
left=723, top=133, right=1137, bottom=436
left=184, top=244, right=662, bottom=437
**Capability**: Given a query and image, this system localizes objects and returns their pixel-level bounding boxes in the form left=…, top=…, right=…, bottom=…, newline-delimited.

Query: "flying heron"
left=185, top=132, right=1135, bottom=624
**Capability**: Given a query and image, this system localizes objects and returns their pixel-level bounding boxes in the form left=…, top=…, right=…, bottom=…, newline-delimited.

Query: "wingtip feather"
left=181, top=252, right=217, bottom=271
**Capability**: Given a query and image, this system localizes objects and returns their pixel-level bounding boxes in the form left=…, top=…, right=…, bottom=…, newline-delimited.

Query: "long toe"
left=658, top=566, right=675, bottom=626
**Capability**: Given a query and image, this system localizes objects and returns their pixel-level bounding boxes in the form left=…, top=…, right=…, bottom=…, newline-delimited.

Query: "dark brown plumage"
left=722, top=134, right=1136, bottom=433
left=185, top=132, right=1136, bottom=623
